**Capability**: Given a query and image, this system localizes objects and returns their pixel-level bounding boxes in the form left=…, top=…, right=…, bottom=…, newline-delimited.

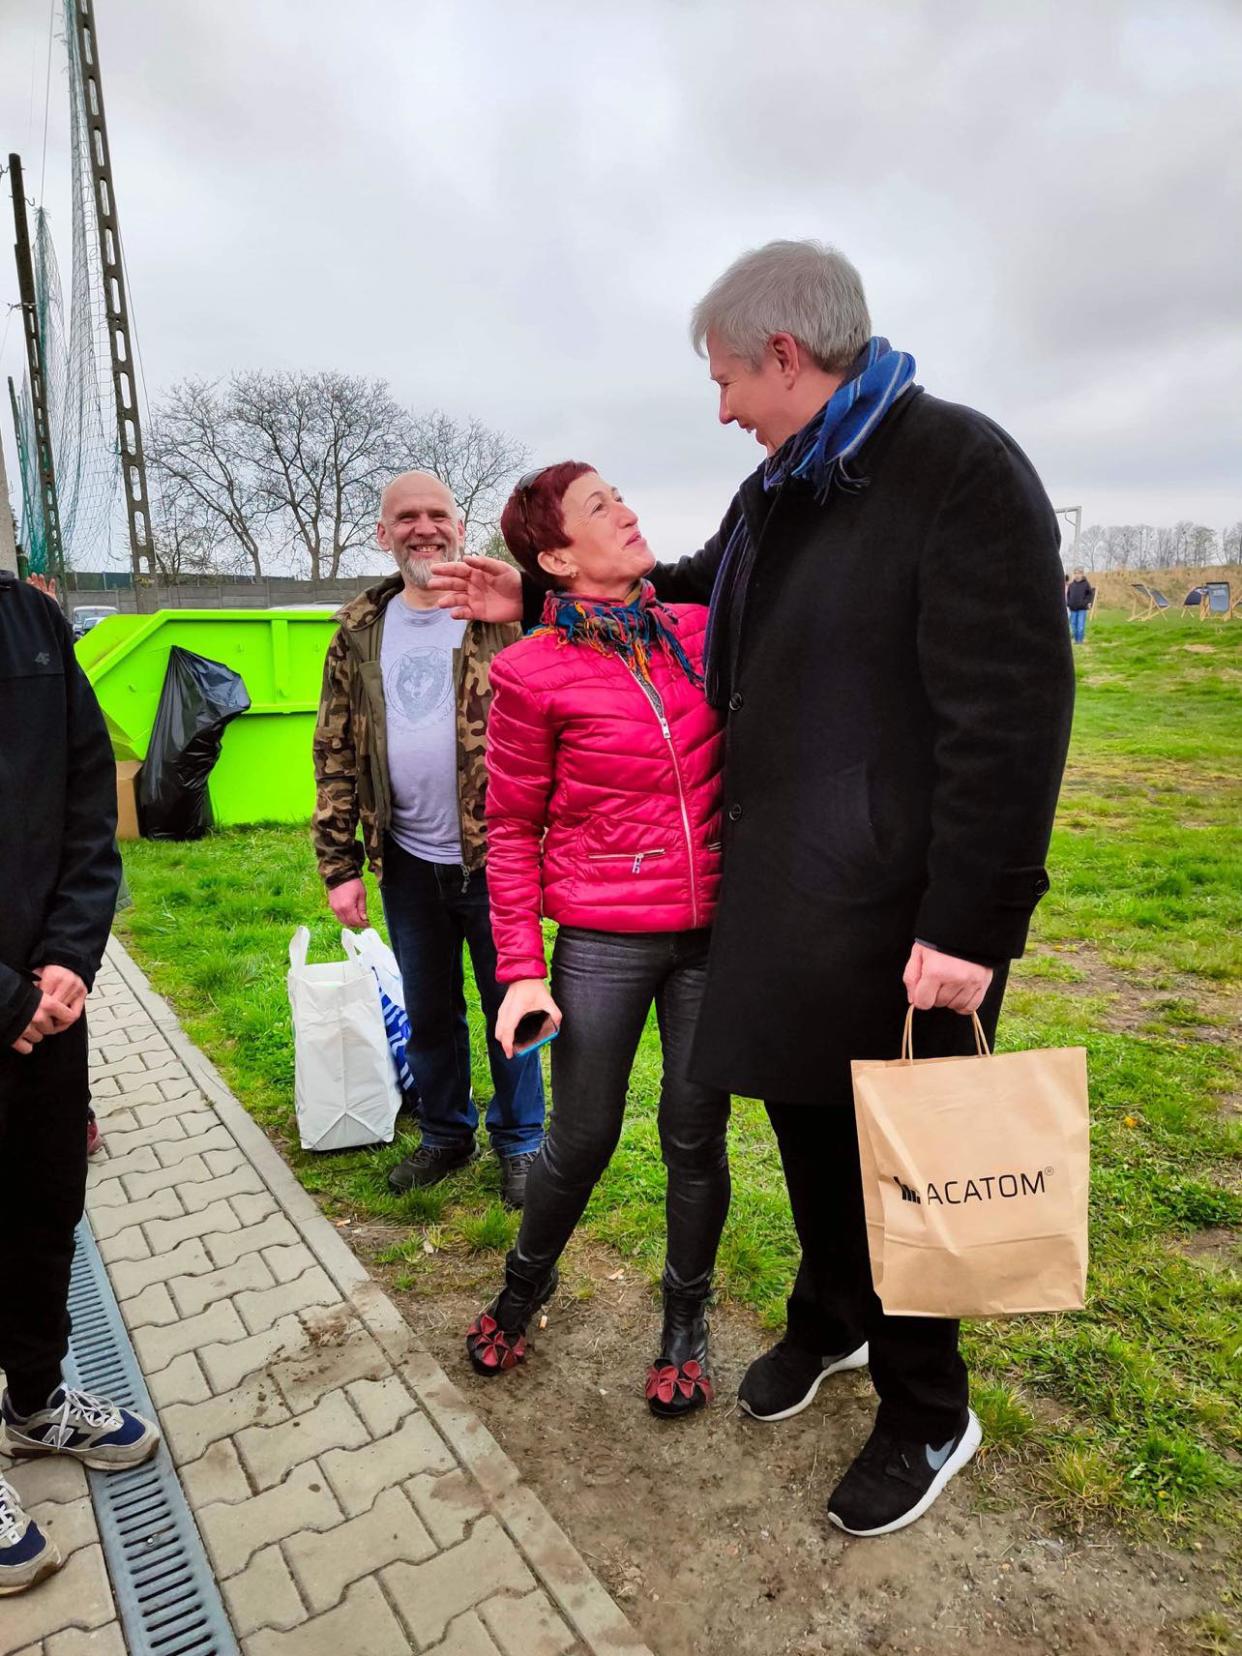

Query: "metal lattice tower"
left=68, top=0, right=153, bottom=577
left=9, top=0, right=154, bottom=580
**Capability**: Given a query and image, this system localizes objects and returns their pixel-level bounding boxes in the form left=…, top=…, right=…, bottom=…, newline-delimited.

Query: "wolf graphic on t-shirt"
left=386, top=647, right=452, bottom=729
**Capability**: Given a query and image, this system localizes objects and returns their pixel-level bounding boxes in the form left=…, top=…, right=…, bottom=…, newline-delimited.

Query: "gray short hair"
left=690, top=240, right=871, bottom=373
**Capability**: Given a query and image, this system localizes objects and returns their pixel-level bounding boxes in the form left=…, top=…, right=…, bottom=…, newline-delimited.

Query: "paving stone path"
left=0, top=939, right=652, bottom=1656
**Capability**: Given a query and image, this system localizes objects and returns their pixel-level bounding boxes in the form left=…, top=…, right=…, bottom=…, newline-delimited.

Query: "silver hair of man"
left=690, top=240, right=872, bottom=374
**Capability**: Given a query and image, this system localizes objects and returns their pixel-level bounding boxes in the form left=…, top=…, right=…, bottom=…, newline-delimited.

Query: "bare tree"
left=228, top=371, right=410, bottom=580
left=149, top=491, right=253, bottom=582
left=1071, top=520, right=1233, bottom=572
left=147, top=380, right=269, bottom=577
left=407, top=410, right=527, bottom=539
left=1078, top=524, right=1108, bottom=569
left=149, top=373, right=528, bottom=576
left=1187, top=525, right=1218, bottom=562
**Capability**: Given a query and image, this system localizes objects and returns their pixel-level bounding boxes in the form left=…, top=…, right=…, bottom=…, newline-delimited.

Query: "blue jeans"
left=380, top=839, right=545, bottom=1157
left=1069, top=608, right=1087, bottom=644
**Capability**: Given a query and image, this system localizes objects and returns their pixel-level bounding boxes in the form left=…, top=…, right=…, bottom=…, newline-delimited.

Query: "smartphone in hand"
left=512, top=1010, right=559, bottom=1057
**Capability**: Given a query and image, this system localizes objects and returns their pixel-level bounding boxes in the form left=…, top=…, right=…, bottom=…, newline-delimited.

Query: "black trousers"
left=515, top=926, right=731, bottom=1294
left=766, top=1098, right=969, bottom=1443
left=0, top=1017, right=90, bottom=1411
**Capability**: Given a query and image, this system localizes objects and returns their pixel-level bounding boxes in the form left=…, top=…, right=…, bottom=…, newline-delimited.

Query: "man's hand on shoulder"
left=328, top=878, right=368, bottom=929
left=428, top=555, right=522, bottom=622
left=903, top=943, right=993, bottom=1016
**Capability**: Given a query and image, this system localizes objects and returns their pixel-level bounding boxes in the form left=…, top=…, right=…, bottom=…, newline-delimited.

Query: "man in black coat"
left=431, top=240, right=1074, bottom=1537
left=0, top=573, right=159, bottom=1597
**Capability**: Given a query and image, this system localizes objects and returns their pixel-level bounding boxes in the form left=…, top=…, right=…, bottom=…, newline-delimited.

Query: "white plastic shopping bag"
left=286, top=926, right=401, bottom=1151
left=341, top=928, right=419, bottom=1105
left=345, top=926, right=406, bottom=1011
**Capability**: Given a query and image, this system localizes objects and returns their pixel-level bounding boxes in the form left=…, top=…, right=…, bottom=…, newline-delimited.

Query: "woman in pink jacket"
left=466, top=461, right=728, bottom=1417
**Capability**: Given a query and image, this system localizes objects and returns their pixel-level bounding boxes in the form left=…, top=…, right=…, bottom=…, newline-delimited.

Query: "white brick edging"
left=104, top=937, right=653, bottom=1656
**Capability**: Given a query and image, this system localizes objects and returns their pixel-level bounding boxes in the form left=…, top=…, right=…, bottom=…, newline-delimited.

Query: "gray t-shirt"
left=380, top=598, right=467, bottom=865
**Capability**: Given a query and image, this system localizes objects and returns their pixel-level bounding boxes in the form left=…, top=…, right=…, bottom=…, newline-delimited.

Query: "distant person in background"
left=0, top=570, right=160, bottom=1599
left=1066, top=568, right=1095, bottom=643
left=312, top=473, right=546, bottom=1207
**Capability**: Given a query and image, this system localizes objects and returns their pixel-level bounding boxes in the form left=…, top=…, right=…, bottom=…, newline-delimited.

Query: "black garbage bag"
left=138, top=647, right=250, bottom=840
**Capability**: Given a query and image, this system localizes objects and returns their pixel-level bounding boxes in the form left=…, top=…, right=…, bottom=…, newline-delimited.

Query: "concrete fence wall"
left=64, top=575, right=381, bottom=613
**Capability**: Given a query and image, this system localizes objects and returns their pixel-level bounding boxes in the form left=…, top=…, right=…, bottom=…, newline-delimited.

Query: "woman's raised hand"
left=428, top=555, right=524, bottom=622
left=495, top=978, right=562, bottom=1059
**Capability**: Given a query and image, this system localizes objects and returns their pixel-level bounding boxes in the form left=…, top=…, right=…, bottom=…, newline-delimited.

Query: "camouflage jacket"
left=311, top=574, right=520, bottom=888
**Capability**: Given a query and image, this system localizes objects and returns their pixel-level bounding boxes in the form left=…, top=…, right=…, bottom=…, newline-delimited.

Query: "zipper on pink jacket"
left=623, top=666, right=700, bottom=930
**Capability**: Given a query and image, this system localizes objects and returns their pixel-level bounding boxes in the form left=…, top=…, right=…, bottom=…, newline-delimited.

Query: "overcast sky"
left=2, top=0, right=1240, bottom=569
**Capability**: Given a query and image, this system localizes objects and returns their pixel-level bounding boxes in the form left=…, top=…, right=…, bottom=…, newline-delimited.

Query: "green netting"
left=13, top=0, right=124, bottom=575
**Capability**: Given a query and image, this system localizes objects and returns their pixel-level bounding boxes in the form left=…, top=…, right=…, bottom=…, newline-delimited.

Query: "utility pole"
left=69, top=0, right=154, bottom=579
left=9, top=153, right=66, bottom=604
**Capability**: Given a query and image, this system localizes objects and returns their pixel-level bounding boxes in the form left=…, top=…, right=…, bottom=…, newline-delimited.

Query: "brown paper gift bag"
left=851, top=1009, right=1089, bottom=1318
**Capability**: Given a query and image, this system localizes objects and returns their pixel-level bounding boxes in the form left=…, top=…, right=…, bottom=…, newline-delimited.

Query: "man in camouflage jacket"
left=312, top=472, right=545, bottom=1203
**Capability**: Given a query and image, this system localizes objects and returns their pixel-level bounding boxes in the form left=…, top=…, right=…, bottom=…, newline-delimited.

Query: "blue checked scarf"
left=702, top=336, right=916, bottom=707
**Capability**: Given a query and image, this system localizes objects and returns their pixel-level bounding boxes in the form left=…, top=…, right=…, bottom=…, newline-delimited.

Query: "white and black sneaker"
left=827, top=1408, right=982, bottom=1536
left=0, top=1472, right=62, bottom=1594
left=737, top=1336, right=870, bottom=1422
left=1, top=1385, right=160, bottom=1471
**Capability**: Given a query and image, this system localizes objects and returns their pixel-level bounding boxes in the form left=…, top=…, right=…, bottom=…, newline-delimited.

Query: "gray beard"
left=400, top=545, right=459, bottom=590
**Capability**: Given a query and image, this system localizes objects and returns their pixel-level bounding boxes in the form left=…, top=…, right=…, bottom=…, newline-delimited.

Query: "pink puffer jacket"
left=485, top=603, right=725, bottom=982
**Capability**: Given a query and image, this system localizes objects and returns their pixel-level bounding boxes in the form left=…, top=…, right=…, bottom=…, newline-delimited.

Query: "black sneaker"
left=827, top=1409, right=982, bottom=1537
left=737, top=1336, right=869, bottom=1422
left=499, top=1150, right=541, bottom=1210
left=388, top=1141, right=477, bottom=1193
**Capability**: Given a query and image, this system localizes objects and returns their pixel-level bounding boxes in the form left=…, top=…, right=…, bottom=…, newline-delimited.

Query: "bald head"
left=380, top=470, right=457, bottom=519
left=377, top=471, right=465, bottom=598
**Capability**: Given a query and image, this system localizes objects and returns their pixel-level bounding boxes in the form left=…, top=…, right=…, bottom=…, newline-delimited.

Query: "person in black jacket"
left=1066, top=568, right=1096, bottom=644
left=431, top=240, right=1074, bottom=1538
left=0, top=572, right=159, bottom=1598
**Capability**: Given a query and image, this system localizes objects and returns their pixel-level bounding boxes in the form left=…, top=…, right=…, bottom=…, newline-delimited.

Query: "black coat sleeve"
left=913, top=432, right=1074, bottom=961
left=34, top=610, right=122, bottom=987
left=0, top=966, right=42, bottom=1050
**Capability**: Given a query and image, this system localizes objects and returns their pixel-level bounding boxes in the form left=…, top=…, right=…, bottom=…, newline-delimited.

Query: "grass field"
left=115, top=609, right=1241, bottom=1539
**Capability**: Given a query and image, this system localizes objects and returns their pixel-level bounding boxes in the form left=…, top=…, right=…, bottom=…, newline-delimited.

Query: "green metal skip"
left=77, top=609, right=339, bottom=827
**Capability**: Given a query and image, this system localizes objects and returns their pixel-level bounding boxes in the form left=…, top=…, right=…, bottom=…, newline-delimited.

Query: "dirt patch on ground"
left=1023, top=944, right=1241, bottom=1047
left=1172, top=1227, right=1241, bottom=1267
left=342, top=1229, right=1237, bottom=1656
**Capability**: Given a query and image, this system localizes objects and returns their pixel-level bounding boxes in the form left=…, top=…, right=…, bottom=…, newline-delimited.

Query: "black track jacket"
left=0, top=573, right=120, bottom=1047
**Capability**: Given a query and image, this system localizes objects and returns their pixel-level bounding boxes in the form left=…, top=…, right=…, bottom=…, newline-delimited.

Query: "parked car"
left=71, top=604, right=119, bottom=638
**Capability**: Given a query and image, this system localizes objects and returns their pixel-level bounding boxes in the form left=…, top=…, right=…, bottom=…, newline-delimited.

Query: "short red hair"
left=500, top=461, right=594, bottom=589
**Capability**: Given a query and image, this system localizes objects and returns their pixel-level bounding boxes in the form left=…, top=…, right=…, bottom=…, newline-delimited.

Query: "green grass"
left=116, top=610, right=1242, bottom=1538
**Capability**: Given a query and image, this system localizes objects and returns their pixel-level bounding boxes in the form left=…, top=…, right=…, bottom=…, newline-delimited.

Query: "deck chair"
left=1128, top=582, right=1171, bottom=621
left=1182, top=585, right=1206, bottom=619
left=1201, top=581, right=1234, bottom=620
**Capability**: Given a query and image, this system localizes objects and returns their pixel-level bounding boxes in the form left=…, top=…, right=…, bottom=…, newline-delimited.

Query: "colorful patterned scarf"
left=703, top=336, right=916, bottom=707
left=532, top=579, right=702, bottom=688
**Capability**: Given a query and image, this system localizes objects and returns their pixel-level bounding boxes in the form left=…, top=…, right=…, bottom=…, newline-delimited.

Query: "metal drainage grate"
left=64, top=1216, right=239, bottom=1655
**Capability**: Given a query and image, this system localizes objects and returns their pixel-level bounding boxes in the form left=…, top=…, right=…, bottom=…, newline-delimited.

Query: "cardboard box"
left=115, top=760, right=142, bottom=841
